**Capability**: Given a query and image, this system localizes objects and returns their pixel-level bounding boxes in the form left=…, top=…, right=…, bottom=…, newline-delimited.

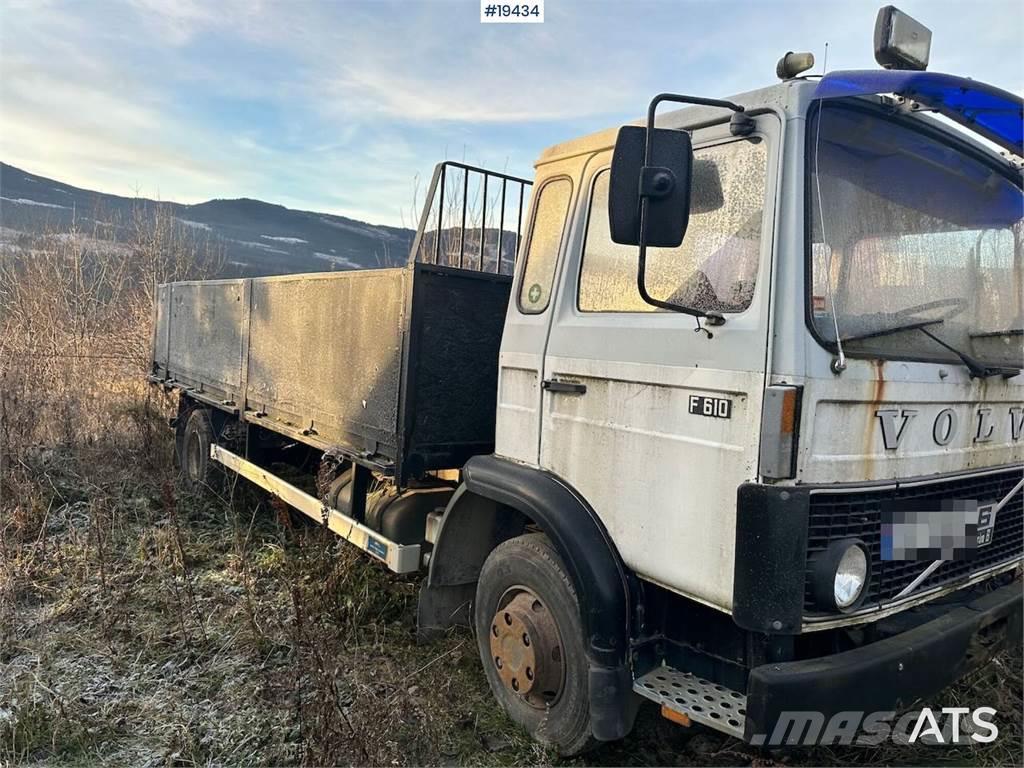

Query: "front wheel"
left=474, top=533, right=595, bottom=756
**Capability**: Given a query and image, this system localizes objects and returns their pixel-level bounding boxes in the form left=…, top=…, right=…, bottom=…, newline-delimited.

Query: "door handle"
left=542, top=379, right=587, bottom=395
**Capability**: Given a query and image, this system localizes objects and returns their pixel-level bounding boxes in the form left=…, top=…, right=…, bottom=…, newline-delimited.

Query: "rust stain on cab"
left=864, top=359, right=887, bottom=465
left=870, top=359, right=887, bottom=404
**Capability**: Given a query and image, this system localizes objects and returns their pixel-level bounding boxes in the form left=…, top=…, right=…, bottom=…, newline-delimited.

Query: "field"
left=1, top=218, right=1020, bottom=767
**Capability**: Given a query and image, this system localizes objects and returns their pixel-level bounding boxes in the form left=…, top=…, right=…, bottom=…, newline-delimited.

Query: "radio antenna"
left=822, top=41, right=830, bottom=74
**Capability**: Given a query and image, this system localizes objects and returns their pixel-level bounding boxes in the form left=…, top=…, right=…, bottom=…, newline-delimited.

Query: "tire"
left=178, top=407, right=217, bottom=490
left=474, top=533, right=595, bottom=756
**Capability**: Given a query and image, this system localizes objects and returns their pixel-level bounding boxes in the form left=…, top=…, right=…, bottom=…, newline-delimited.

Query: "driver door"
left=539, top=117, right=780, bottom=609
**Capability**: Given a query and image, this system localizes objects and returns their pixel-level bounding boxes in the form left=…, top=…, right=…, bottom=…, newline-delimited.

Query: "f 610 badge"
left=688, top=395, right=732, bottom=419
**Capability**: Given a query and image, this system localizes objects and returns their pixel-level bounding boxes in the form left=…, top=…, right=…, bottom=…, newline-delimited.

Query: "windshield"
left=808, top=100, right=1024, bottom=369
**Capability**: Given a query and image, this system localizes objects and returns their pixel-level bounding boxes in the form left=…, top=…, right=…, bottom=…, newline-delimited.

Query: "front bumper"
left=743, top=579, right=1023, bottom=742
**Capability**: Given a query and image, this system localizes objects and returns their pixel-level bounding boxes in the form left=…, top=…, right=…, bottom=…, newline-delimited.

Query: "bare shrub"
left=0, top=203, right=229, bottom=763
left=0, top=203, right=221, bottom=466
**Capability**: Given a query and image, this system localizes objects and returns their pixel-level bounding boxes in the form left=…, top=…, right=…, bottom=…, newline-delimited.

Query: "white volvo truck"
left=150, top=7, right=1023, bottom=754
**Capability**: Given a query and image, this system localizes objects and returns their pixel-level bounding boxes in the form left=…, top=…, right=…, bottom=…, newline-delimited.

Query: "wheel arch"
left=428, top=456, right=631, bottom=666
left=423, top=455, right=635, bottom=740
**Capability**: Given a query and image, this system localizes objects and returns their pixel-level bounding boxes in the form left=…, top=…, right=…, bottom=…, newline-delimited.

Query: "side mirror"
left=605, top=92, right=749, bottom=328
left=608, top=125, right=693, bottom=247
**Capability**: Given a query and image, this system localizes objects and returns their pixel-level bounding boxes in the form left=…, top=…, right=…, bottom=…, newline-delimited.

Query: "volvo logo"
left=876, top=406, right=1023, bottom=450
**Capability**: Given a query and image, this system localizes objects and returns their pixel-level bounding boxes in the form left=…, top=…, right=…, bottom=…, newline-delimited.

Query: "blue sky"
left=1, top=0, right=1021, bottom=226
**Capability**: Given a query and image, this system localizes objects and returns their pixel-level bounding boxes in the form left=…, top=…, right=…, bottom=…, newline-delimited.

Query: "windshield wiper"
left=840, top=318, right=1020, bottom=379
left=839, top=318, right=944, bottom=343
left=917, top=327, right=1020, bottom=379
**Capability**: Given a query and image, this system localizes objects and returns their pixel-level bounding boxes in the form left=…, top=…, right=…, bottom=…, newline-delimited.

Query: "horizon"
left=0, top=160, right=413, bottom=229
left=2, top=0, right=1022, bottom=227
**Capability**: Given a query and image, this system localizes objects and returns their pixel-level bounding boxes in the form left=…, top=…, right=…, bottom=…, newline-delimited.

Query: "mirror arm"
left=645, top=93, right=755, bottom=144
left=635, top=240, right=704, bottom=317
left=636, top=93, right=748, bottom=331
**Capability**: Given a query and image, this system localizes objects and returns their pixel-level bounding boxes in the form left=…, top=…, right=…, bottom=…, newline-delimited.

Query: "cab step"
left=633, top=665, right=747, bottom=739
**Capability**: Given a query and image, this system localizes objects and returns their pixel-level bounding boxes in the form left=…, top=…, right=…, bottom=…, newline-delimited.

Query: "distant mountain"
left=0, top=162, right=414, bottom=276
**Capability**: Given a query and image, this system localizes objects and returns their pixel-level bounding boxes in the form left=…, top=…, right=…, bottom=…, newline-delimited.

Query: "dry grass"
left=3, top=447, right=1018, bottom=768
left=0, top=210, right=1020, bottom=767
left=0, top=445, right=545, bottom=765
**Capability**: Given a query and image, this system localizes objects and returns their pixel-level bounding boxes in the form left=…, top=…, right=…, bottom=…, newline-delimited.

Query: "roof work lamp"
left=874, top=5, right=932, bottom=71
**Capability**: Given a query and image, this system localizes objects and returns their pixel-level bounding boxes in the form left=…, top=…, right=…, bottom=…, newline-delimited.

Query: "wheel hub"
left=489, top=590, right=564, bottom=707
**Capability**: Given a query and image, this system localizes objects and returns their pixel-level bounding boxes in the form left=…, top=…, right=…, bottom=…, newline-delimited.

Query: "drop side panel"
left=163, top=279, right=247, bottom=402
left=245, top=269, right=407, bottom=460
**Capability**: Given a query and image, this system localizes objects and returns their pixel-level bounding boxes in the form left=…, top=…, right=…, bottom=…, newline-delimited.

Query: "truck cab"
left=466, top=59, right=1021, bottom=749
left=500, top=73, right=1022, bottom=623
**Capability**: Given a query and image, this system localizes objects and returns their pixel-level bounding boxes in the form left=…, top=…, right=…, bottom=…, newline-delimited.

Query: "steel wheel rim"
left=488, top=585, right=565, bottom=709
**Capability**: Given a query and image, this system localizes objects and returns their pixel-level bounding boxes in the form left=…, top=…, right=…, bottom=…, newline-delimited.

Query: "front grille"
left=804, top=467, right=1023, bottom=613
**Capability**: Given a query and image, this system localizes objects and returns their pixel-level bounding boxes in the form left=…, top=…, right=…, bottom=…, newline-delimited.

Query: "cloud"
left=201, top=1, right=647, bottom=124
left=124, top=0, right=265, bottom=45
left=2, top=0, right=1021, bottom=226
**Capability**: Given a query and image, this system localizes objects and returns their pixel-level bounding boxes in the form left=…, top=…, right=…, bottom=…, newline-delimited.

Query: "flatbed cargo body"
left=151, top=262, right=511, bottom=482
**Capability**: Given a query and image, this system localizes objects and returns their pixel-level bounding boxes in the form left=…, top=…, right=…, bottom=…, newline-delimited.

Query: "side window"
left=579, top=139, right=767, bottom=313
left=518, top=177, right=573, bottom=313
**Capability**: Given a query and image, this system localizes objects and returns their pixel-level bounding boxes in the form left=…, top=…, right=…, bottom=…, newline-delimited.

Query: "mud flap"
left=589, top=663, right=637, bottom=741
left=416, top=581, right=475, bottom=643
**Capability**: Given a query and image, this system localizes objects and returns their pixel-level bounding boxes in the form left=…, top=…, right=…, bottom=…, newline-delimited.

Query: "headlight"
left=812, top=539, right=870, bottom=612
left=834, top=544, right=868, bottom=609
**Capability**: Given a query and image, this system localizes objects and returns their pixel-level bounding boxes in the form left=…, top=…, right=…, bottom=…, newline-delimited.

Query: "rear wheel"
left=177, top=407, right=217, bottom=489
left=474, top=533, right=595, bottom=756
